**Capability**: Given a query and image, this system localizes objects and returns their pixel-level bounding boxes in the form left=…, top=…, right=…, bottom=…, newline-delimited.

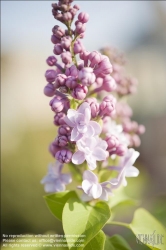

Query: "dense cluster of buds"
left=41, top=0, right=145, bottom=201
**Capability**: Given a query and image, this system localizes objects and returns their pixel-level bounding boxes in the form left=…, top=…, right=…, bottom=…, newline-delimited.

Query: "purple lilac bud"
left=63, top=12, right=73, bottom=22
left=137, top=125, right=146, bottom=135
left=52, top=25, right=65, bottom=38
left=75, top=22, right=86, bottom=35
left=78, top=12, right=89, bottom=23
left=99, top=95, right=116, bottom=116
left=44, top=83, right=55, bottom=97
left=59, top=86, right=68, bottom=93
left=116, top=144, right=127, bottom=156
left=53, top=44, right=63, bottom=55
left=72, top=85, right=88, bottom=100
left=61, top=52, right=72, bottom=64
left=61, top=36, right=72, bottom=50
left=54, top=135, right=68, bottom=147
left=46, top=56, right=57, bottom=66
left=94, top=56, right=112, bottom=76
left=51, top=35, right=61, bottom=44
left=88, top=51, right=102, bottom=68
left=45, top=70, right=57, bottom=83
left=54, top=74, right=67, bottom=88
left=49, top=142, right=61, bottom=157
left=49, top=95, right=67, bottom=113
left=58, top=124, right=71, bottom=135
left=54, top=112, right=66, bottom=126
left=85, top=98, right=99, bottom=118
left=55, top=149, right=72, bottom=163
left=80, top=50, right=90, bottom=61
left=73, top=4, right=80, bottom=10
left=78, top=67, right=96, bottom=86
left=69, top=7, right=78, bottom=18
left=106, top=135, right=119, bottom=152
left=65, top=76, right=77, bottom=89
left=65, top=65, right=78, bottom=77
left=74, top=40, right=84, bottom=54
left=102, top=75, right=117, bottom=92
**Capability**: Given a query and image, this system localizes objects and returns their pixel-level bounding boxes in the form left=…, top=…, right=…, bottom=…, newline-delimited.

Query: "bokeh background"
left=1, top=1, right=166, bottom=249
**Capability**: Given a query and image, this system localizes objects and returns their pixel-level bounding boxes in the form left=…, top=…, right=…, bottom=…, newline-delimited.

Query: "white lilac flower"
left=80, top=170, right=116, bottom=201
left=109, top=148, right=140, bottom=188
left=72, top=136, right=108, bottom=170
left=64, top=102, right=101, bottom=141
left=41, top=161, right=72, bottom=193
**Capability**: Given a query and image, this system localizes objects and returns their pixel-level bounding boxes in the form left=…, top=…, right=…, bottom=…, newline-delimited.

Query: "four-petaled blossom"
left=109, top=148, right=140, bottom=187
left=72, top=136, right=108, bottom=170
left=64, top=102, right=101, bottom=141
left=81, top=170, right=113, bottom=201
left=41, top=161, right=72, bottom=193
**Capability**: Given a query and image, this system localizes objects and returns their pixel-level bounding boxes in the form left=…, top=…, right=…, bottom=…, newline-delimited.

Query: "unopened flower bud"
left=78, top=67, right=96, bottom=86
left=65, top=76, right=77, bottom=89
left=106, top=135, right=119, bottom=152
left=99, top=95, right=116, bottom=116
left=53, top=44, right=63, bottom=55
left=61, top=51, right=72, bottom=64
left=46, top=56, right=57, bottom=66
left=102, top=75, right=117, bottom=92
left=49, top=142, right=61, bottom=157
left=58, top=124, right=71, bottom=135
left=88, top=51, right=102, bottom=67
left=137, top=125, right=145, bottom=135
left=74, top=40, right=84, bottom=54
left=75, top=22, right=86, bottom=34
left=49, top=95, right=67, bottom=113
left=54, top=74, right=67, bottom=88
left=94, top=55, right=113, bottom=76
left=78, top=12, right=89, bottom=23
left=79, top=50, right=90, bottom=61
left=55, top=149, right=72, bottom=163
left=45, top=70, right=57, bottom=83
left=54, top=112, right=66, bottom=126
left=44, top=83, right=55, bottom=97
left=116, top=144, right=127, bottom=156
left=51, top=35, right=61, bottom=44
left=54, top=135, right=68, bottom=147
left=61, top=36, right=72, bottom=50
left=72, top=85, right=88, bottom=100
left=63, top=12, right=73, bottom=22
left=65, top=65, right=78, bottom=77
left=85, top=98, right=99, bottom=118
left=52, top=25, right=65, bottom=38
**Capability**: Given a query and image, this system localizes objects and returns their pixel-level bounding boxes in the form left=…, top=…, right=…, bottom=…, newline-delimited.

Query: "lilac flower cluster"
left=41, top=0, right=144, bottom=201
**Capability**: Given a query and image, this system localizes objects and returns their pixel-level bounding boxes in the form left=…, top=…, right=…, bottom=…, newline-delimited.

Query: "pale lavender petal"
left=72, top=151, right=85, bottom=165
left=125, top=166, right=139, bottom=177
left=64, top=116, right=75, bottom=127
left=78, top=102, right=90, bottom=114
left=99, top=188, right=108, bottom=201
left=92, top=148, right=108, bottom=161
left=89, top=183, right=102, bottom=199
left=84, top=107, right=91, bottom=123
left=67, top=109, right=77, bottom=122
left=85, top=125, right=95, bottom=137
left=82, top=180, right=92, bottom=193
left=60, top=174, right=72, bottom=184
left=71, top=127, right=83, bottom=141
left=89, top=121, right=101, bottom=135
left=86, top=155, right=97, bottom=170
left=83, top=170, right=98, bottom=183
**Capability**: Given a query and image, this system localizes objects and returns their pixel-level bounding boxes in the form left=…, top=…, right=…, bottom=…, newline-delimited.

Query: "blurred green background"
left=1, top=1, right=166, bottom=249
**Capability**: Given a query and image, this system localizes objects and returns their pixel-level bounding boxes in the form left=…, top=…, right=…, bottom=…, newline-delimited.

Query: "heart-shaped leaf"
left=130, top=208, right=166, bottom=250
left=62, top=198, right=111, bottom=250
left=44, top=191, right=78, bottom=221
left=84, top=230, right=106, bottom=250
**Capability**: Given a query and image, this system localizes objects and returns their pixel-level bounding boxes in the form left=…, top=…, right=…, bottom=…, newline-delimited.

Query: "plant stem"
left=107, top=221, right=130, bottom=229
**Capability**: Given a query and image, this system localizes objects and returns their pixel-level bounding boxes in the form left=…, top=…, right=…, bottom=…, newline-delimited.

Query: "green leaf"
left=62, top=198, right=111, bottom=250
left=84, top=230, right=106, bottom=250
left=110, top=235, right=131, bottom=249
left=44, top=191, right=78, bottom=221
left=130, top=208, right=166, bottom=250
